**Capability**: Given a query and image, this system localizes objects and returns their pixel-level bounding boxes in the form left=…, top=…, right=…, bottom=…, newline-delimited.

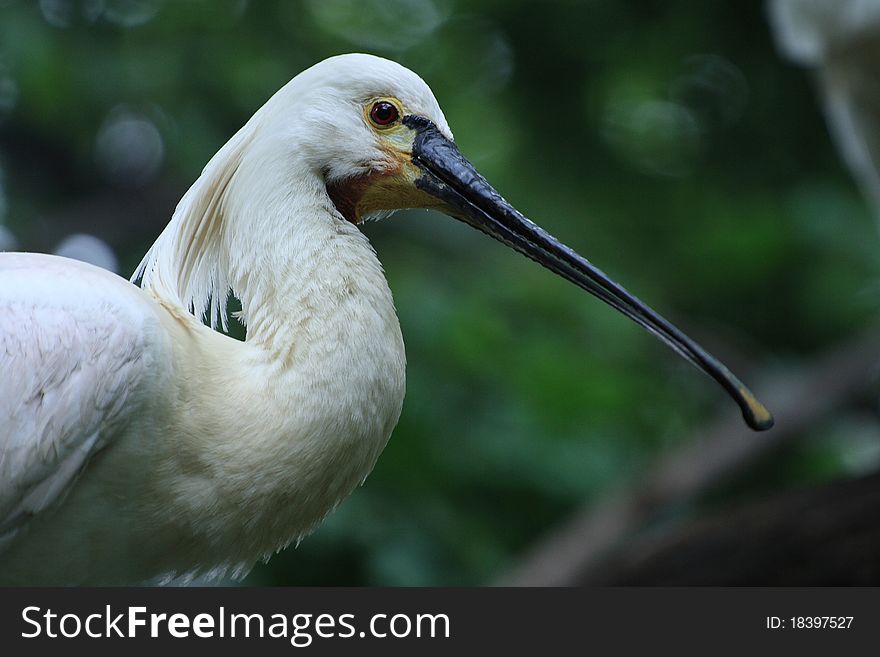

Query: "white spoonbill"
left=0, top=54, right=773, bottom=585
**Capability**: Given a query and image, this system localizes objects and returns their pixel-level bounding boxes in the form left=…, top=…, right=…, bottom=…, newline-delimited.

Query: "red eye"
left=369, top=101, right=399, bottom=126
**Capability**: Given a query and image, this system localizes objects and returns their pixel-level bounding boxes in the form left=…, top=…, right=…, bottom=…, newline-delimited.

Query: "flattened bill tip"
left=739, top=387, right=774, bottom=431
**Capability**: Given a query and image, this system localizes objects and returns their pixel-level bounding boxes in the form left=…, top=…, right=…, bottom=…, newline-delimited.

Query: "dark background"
left=1, top=0, right=877, bottom=585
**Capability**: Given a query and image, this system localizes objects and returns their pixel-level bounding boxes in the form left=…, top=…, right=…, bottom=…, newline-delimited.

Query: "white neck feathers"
left=131, top=107, right=397, bottom=367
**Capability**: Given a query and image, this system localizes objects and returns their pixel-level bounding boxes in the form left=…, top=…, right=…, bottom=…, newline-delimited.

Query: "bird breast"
left=139, top=226, right=408, bottom=579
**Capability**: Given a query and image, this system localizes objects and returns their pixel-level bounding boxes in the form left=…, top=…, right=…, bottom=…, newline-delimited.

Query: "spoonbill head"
left=0, top=54, right=771, bottom=585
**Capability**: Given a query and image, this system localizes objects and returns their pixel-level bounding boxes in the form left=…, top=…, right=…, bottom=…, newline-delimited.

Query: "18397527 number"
left=766, top=616, right=854, bottom=629
left=792, top=617, right=853, bottom=629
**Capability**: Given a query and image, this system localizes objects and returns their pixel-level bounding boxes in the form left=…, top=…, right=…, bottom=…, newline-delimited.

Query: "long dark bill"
left=404, top=115, right=773, bottom=432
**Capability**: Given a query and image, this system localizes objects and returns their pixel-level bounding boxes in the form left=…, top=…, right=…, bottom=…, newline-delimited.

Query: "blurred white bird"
left=770, top=0, right=880, bottom=210
left=53, top=233, right=120, bottom=273
left=0, top=54, right=772, bottom=585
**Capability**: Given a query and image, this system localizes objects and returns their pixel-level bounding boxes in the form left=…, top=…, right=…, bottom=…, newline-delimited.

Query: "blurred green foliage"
left=1, top=0, right=878, bottom=585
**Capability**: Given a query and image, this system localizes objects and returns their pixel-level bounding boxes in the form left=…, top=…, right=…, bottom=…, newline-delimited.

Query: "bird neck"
left=135, top=129, right=398, bottom=360
left=224, top=167, right=396, bottom=359
left=129, top=122, right=407, bottom=569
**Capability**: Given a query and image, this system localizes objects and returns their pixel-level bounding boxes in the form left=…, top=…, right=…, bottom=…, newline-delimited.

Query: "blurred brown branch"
left=583, top=468, right=880, bottom=585
left=500, top=326, right=880, bottom=586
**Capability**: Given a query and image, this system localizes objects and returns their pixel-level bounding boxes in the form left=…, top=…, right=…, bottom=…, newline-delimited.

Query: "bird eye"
left=369, top=101, right=399, bottom=127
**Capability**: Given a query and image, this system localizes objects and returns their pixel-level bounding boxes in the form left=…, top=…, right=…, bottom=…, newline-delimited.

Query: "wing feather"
left=0, top=253, right=159, bottom=547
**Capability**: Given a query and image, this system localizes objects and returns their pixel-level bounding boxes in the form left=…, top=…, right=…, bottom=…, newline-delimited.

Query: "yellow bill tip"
left=739, top=386, right=774, bottom=431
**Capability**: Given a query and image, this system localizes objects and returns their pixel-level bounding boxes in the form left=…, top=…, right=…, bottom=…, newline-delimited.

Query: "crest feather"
left=132, top=123, right=257, bottom=331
